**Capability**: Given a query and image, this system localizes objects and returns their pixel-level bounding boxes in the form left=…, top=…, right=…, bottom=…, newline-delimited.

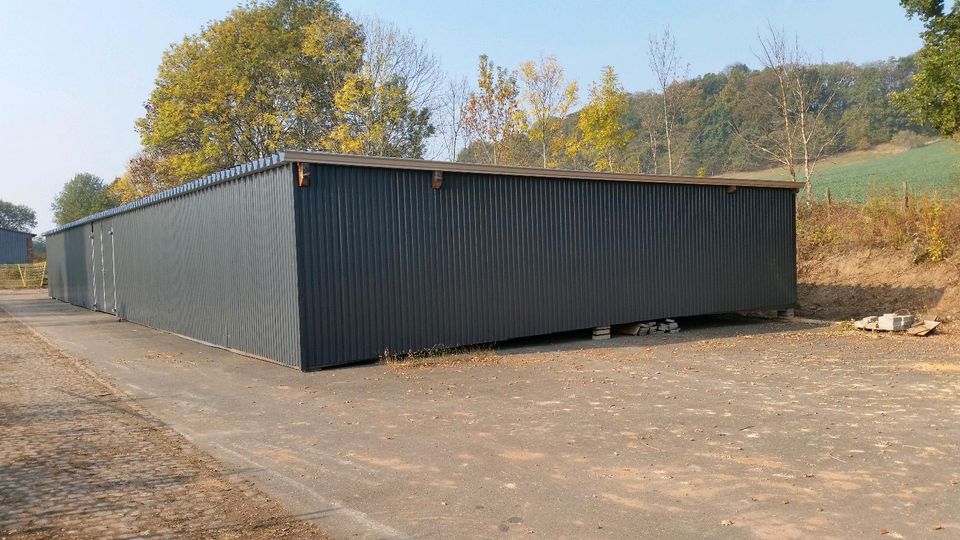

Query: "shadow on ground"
left=797, top=282, right=946, bottom=320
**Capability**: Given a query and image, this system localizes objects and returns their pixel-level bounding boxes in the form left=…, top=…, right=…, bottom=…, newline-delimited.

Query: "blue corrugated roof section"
left=42, top=153, right=286, bottom=236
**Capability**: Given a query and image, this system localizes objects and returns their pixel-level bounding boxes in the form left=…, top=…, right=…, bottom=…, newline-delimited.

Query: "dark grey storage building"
left=0, top=227, right=33, bottom=264
left=45, top=152, right=798, bottom=370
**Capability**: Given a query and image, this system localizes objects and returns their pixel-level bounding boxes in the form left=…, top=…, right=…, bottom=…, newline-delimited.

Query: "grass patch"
left=733, top=140, right=960, bottom=201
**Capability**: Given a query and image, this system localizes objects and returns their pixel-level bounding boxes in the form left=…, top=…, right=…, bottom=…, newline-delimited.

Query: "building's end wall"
left=0, top=229, right=32, bottom=264
left=45, top=164, right=304, bottom=369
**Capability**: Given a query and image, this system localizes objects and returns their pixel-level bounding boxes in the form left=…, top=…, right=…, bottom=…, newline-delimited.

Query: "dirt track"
left=0, top=308, right=324, bottom=539
left=3, top=290, right=960, bottom=538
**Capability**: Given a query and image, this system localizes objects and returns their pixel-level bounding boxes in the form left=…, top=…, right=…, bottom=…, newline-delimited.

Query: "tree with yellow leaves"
left=326, top=18, right=436, bottom=157
left=519, top=55, right=578, bottom=168
left=326, top=73, right=433, bottom=156
left=135, top=0, right=364, bottom=188
left=575, top=66, right=633, bottom=172
left=462, top=55, right=524, bottom=165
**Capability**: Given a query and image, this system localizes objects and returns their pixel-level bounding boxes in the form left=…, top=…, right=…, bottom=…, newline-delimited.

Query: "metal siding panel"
left=294, top=166, right=797, bottom=369
left=0, top=229, right=32, bottom=264
left=44, top=166, right=302, bottom=368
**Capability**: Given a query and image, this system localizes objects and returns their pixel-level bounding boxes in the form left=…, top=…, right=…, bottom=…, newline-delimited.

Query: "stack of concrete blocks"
left=854, top=316, right=880, bottom=330
left=656, top=319, right=680, bottom=334
left=592, top=326, right=611, bottom=340
left=878, top=312, right=914, bottom=331
left=636, top=319, right=680, bottom=335
left=854, top=312, right=914, bottom=331
left=612, top=319, right=681, bottom=338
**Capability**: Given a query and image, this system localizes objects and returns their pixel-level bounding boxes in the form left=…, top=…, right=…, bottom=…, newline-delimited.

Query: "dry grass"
left=797, top=192, right=960, bottom=264
left=0, top=263, right=47, bottom=289
left=383, top=344, right=500, bottom=371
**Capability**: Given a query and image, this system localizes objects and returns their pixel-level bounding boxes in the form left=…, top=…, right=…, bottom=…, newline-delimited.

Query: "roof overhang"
left=280, top=151, right=800, bottom=190
left=44, top=151, right=800, bottom=236
left=0, top=227, right=35, bottom=237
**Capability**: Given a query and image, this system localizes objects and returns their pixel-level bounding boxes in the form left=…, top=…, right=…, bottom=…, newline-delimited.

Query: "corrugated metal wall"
left=294, top=165, right=796, bottom=369
left=47, top=226, right=91, bottom=304
left=46, top=165, right=304, bottom=368
left=0, top=229, right=31, bottom=264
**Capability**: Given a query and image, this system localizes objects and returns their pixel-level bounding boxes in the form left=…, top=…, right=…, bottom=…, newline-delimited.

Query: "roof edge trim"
left=281, top=150, right=801, bottom=190
left=44, top=150, right=798, bottom=236
left=0, top=227, right=35, bottom=237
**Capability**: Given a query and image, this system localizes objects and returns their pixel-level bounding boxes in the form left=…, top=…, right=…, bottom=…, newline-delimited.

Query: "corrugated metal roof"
left=43, top=154, right=286, bottom=235
left=43, top=150, right=800, bottom=236
left=0, top=227, right=34, bottom=237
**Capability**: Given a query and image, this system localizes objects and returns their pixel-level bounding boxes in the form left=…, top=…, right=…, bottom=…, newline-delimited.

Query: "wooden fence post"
left=903, top=181, right=910, bottom=211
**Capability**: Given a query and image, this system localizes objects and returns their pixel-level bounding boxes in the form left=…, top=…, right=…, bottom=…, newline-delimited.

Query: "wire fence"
left=0, top=262, right=47, bottom=289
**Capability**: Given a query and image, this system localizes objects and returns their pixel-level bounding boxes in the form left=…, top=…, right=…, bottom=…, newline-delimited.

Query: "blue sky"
left=0, top=1, right=923, bottom=233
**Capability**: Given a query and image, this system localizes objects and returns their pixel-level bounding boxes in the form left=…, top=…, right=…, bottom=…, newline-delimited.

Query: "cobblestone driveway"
left=0, top=309, right=324, bottom=539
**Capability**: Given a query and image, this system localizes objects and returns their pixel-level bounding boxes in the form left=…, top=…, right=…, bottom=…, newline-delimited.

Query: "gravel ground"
left=0, top=308, right=325, bottom=540
left=3, top=290, right=960, bottom=538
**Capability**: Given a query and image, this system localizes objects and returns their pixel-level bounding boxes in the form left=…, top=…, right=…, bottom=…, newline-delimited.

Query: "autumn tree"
left=109, top=151, right=177, bottom=204
left=895, top=0, right=960, bottom=139
left=136, top=0, right=364, bottom=185
left=327, top=75, right=433, bottom=156
left=0, top=200, right=36, bottom=232
left=574, top=66, right=633, bottom=172
left=327, top=18, right=438, bottom=157
left=518, top=55, right=578, bottom=168
left=462, top=55, right=524, bottom=165
left=51, top=173, right=117, bottom=226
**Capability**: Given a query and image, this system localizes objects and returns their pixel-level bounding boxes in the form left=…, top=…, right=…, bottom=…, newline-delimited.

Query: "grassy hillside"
left=726, top=140, right=960, bottom=201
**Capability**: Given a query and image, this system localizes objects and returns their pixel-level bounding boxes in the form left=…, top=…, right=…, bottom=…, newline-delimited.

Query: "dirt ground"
left=0, top=308, right=325, bottom=539
left=798, top=248, right=960, bottom=321
left=2, top=290, right=959, bottom=538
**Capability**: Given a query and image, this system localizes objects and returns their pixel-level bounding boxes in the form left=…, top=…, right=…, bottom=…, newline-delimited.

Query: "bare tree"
left=647, top=27, right=687, bottom=175
left=634, top=92, right=662, bottom=174
left=360, top=17, right=442, bottom=115
left=518, top=54, right=578, bottom=168
left=735, top=24, right=848, bottom=195
left=438, top=76, right=471, bottom=161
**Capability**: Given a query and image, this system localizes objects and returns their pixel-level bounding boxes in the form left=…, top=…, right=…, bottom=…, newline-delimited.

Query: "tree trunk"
left=661, top=93, right=673, bottom=175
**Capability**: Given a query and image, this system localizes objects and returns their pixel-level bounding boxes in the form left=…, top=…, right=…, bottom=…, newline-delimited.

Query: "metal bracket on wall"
left=297, top=163, right=311, bottom=187
left=432, top=170, right=443, bottom=190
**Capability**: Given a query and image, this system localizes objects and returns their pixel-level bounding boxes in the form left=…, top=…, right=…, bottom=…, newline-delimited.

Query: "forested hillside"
left=458, top=55, right=927, bottom=178
left=99, top=1, right=948, bottom=208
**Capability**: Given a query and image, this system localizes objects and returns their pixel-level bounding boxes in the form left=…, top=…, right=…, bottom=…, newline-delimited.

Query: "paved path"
left=0, top=298, right=323, bottom=539
left=2, top=290, right=960, bottom=539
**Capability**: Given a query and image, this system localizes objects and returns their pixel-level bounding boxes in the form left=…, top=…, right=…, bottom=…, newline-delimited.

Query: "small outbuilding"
left=44, top=152, right=799, bottom=370
left=0, top=227, right=33, bottom=264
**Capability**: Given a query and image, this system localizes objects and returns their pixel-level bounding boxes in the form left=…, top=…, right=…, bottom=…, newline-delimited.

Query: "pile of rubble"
left=854, top=310, right=941, bottom=336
